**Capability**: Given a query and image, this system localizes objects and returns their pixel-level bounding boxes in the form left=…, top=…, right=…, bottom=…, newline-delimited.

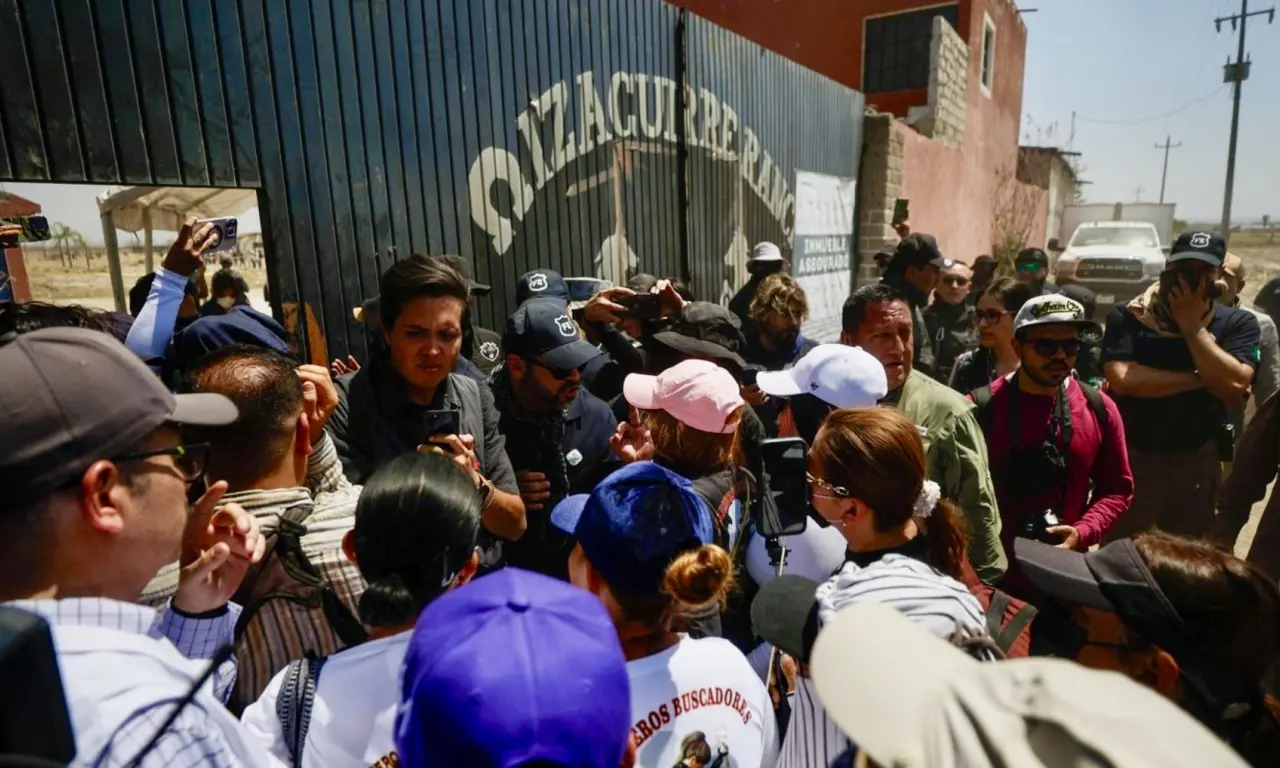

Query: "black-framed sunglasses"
left=975, top=308, right=1010, bottom=324
left=531, top=357, right=578, bottom=380
left=114, top=442, right=211, bottom=485
left=1031, top=339, right=1082, bottom=357
left=941, top=275, right=970, bottom=287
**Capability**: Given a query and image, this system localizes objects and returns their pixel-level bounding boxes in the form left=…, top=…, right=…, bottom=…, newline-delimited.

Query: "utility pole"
left=1216, top=0, right=1275, bottom=242
left=1154, top=135, right=1182, bottom=204
left=1133, top=186, right=1144, bottom=203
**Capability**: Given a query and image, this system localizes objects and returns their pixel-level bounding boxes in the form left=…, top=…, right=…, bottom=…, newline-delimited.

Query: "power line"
left=1073, top=86, right=1228, bottom=125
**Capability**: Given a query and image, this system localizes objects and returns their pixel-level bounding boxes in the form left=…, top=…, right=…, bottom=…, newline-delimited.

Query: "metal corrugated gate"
left=0, top=0, right=863, bottom=359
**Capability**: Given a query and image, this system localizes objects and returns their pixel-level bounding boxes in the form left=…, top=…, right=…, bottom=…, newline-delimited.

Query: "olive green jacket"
left=893, top=369, right=1007, bottom=583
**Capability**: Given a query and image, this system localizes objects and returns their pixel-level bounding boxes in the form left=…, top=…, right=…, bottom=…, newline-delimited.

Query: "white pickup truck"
left=1053, top=220, right=1167, bottom=306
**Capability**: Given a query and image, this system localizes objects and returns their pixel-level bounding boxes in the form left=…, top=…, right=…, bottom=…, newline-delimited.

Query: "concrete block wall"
left=857, top=113, right=906, bottom=285
left=924, top=16, right=969, bottom=150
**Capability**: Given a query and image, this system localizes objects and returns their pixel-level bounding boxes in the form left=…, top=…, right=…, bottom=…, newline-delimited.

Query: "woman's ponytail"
left=920, top=499, right=968, bottom=581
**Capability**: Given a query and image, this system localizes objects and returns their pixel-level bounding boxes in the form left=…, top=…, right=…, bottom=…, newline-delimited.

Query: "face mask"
left=216, top=296, right=237, bottom=310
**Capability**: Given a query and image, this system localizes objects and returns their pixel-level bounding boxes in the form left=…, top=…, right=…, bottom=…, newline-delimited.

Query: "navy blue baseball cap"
left=516, top=269, right=571, bottom=303
left=504, top=296, right=601, bottom=370
left=551, top=461, right=715, bottom=595
left=396, top=568, right=632, bottom=768
left=1168, top=231, right=1227, bottom=268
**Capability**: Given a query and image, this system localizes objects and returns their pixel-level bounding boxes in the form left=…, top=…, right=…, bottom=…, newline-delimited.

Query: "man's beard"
left=1023, top=361, right=1070, bottom=388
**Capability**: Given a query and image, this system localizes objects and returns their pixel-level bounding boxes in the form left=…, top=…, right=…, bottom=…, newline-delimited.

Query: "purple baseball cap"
left=395, top=568, right=632, bottom=768
left=551, top=461, right=715, bottom=596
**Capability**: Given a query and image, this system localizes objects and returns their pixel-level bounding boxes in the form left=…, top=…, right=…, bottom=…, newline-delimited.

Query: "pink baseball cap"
left=623, top=359, right=745, bottom=434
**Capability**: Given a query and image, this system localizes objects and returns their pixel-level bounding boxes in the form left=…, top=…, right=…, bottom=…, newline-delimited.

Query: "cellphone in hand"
left=425, top=409, right=461, bottom=437
left=196, top=217, right=239, bottom=253
left=616, top=292, right=662, bottom=321
left=892, top=198, right=909, bottom=227
left=757, top=437, right=809, bottom=538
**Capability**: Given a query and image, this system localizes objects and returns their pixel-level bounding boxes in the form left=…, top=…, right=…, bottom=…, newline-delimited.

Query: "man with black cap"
left=1101, top=231, right=1260, bottom=541
left=880, top=233, right=946, bottom=377
left=491, top=296, right=621, bottom=578
left=969, top=254, right=998, bottom=306
left=1014, top=247, right=1061, bottom=296
left=0, top=328, right=274, bottom=764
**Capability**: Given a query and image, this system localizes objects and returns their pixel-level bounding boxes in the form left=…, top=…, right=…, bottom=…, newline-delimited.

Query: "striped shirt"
left=141, top=433, right=367, bottom=708
left=779, top=555, right=991, bottom=768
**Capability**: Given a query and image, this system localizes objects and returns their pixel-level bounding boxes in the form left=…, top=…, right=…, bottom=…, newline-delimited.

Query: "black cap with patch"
left=1168, top=231, right=1227, bottom=268
left=516, top=269, right=570, bottom=304
left=503, top=297, right=601, bottom=370
left=889, top=233, right=946, bottom=270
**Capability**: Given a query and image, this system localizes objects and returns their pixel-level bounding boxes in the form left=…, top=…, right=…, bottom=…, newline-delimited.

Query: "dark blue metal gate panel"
left=0, top=0, right=863, bottom=360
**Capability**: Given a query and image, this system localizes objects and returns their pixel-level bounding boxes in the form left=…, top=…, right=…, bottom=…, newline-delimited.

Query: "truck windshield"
left=1071, top=227, right=1159, bottom=248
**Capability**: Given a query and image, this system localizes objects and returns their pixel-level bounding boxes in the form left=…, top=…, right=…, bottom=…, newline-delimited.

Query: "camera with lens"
left=994, top=440, right=1068, bottom=546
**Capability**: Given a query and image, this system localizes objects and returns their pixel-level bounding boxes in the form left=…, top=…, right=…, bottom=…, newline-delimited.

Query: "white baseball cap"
left=811, top=602, right=1249, bottom=768
left=749, top=241, right=784, bottom=263
left=756, top=344, right=888, bottom=408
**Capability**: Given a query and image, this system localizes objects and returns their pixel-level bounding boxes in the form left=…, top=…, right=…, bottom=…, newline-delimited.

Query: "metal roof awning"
left=97, top=186, right=259, bottom=312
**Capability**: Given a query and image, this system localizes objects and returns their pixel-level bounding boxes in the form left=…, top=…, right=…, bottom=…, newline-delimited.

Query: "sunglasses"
left=941, top=276, right=970, bottom=287
left=532, top=357, right=578, bottom=380
left=1030, top=339, right=1081, bottom=357
left=975, top=308, right=1010, bottom=324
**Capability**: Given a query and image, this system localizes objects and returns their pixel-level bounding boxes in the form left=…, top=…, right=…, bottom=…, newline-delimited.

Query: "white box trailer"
left=1056, top=203, right=1177, bottom=248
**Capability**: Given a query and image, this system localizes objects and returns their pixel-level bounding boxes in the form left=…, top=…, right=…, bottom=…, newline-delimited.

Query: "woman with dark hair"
left=551, top=461, right=779, bottom=768
left=1018, top=532, right=1280, bottom=766
left=200, top=267, right=251, bottom=316
left=241, top=451, right=482, bottom=766
left=948, top=277, right=1034, bottom=394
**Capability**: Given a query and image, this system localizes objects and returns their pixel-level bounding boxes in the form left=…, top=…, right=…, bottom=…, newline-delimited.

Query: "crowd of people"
left=2, top=214, right=1280, bottom=767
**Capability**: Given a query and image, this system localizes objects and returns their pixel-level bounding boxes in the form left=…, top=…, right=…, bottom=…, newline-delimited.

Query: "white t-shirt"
left=241, top=632, right=409, bottom=768
left=627, top=636, right=779, bottom=768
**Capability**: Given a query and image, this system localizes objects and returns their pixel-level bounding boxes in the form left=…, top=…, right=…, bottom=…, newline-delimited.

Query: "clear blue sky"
left=1021, top=0, right=1278, bottom=223
left=3, top=0, right=1277, bottom=240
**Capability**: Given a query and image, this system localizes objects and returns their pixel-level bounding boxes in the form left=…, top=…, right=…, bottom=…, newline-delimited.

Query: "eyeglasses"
left=975, top=308, right=1010, bottom=325
left=114, top=442, right=210, bottom=485
left=531, top=357, right=578, bottom=380
left=807, top=471, right=850, bottom=498
left=1031, top=339, right=1082, bottom=357
left=941, top=276, right=970, bottom=287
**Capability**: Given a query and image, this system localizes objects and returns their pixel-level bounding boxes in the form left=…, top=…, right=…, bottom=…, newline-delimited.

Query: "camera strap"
left=1007, top=379, right=1073, bottom=516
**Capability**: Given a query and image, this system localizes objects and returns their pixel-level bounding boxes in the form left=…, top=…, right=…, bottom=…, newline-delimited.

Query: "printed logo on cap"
left=528, top=273, right=549, bottom=292
left=555, top=314, right=577, bottom=337
left=479, top=340, right=500, bottom=362
left=1189, top=232, right=1212, bottom=248
left=1030, top=300, right=1081, bottom=319
left=810, top=381, right=821, bottom=391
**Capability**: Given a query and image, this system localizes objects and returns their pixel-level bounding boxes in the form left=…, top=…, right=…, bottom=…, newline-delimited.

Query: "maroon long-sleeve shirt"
left=978, top=375, right=1134, bottom=591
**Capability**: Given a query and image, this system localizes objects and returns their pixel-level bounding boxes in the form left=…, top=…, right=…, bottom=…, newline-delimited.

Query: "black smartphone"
left=757, top=437, right=809, bottom=538
left=742, top=367, right=760, bottom=387
left=616, top=292, right=662, bottom=320
left=892, top=198, right=909, bottom=227
left=425, top=409, right=461, bottom=437
left=1, top=214, right=51, bottom=243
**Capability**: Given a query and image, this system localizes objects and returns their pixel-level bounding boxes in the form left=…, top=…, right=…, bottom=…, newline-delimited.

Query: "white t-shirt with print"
left=241, top=631, right=408, bottom=768
left=627, top=635, right=779, bottom=768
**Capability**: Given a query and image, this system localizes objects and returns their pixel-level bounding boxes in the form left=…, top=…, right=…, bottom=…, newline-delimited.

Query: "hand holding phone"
left=616, top=292, right=662, bottom=321
left=757, top=438, right=809, bottom=538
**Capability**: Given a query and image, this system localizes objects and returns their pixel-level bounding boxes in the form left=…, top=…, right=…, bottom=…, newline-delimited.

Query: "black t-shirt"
left=1100, top=303, right=1260, bottom=453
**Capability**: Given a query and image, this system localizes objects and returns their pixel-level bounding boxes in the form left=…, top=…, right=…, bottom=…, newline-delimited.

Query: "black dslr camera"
left=994, top=441, right=1068, bottom=545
